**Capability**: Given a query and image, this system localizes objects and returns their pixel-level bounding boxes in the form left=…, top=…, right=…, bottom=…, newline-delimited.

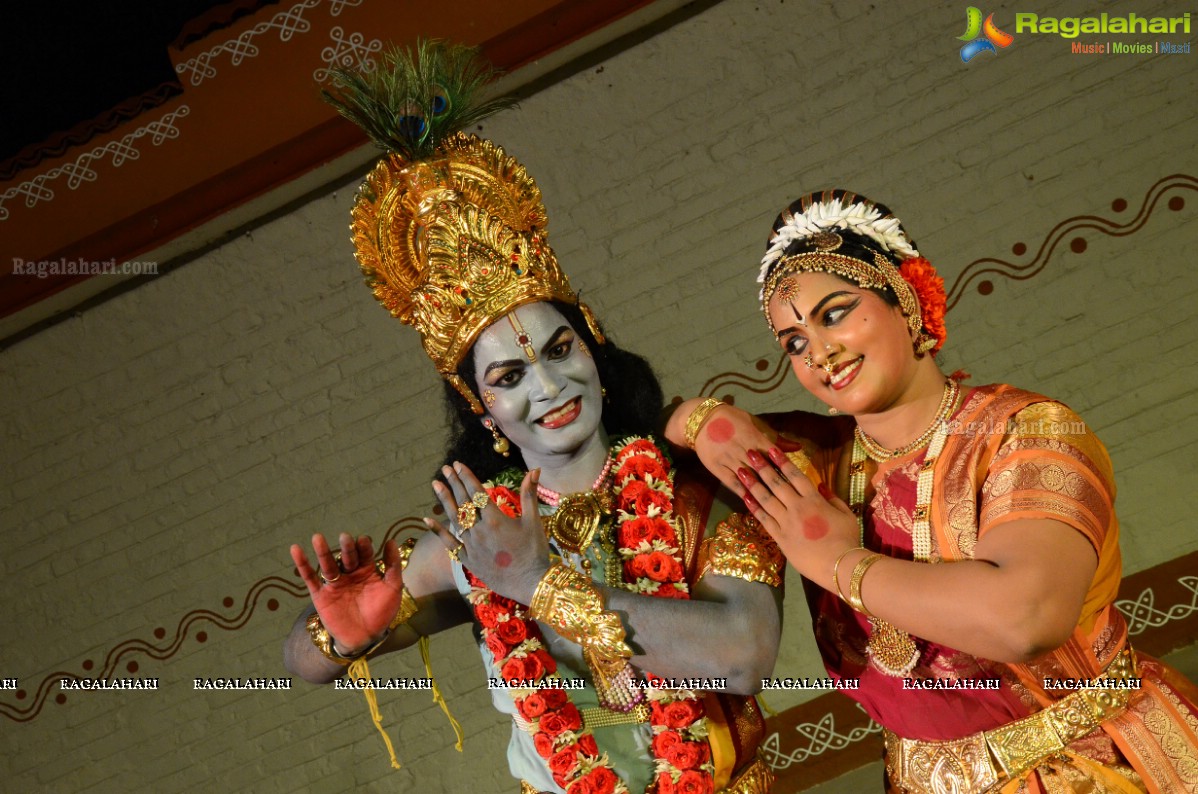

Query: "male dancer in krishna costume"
left=284, top=43, right=782, bottom=793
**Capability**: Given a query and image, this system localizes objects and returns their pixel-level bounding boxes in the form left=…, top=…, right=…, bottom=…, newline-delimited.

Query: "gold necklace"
left=848, top=384, right=959, bottom=676
left=854, top=380, right=959, bottom=462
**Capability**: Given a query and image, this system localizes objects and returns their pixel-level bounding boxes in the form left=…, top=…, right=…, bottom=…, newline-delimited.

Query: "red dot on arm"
left=704, top=417, right=735, bottom=444
left=495, top=551, right=512, bottom=568
left=802, top=516, right=829, bottom=540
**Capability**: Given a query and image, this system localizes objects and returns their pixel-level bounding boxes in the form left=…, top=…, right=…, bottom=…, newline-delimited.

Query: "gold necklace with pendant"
left=849, top=380, right=958, bottom=676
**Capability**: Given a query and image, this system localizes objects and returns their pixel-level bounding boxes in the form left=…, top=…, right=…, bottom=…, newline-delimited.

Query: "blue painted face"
left=471, top=302, right=603, bottom=460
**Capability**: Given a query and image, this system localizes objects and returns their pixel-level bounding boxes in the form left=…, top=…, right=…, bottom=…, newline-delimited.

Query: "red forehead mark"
left=704, top=417, right=735, bottom=444
left=495, top=551, right=512, bottom=568
left=802, top=516, right=829, bottom=540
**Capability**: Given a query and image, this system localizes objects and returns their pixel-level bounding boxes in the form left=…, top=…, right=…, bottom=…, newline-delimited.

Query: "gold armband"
left=698, top=514, right=784, bottom=587
left=529, top=564, right=631, bottom=662
left=684, top=397, right=725, bottom=449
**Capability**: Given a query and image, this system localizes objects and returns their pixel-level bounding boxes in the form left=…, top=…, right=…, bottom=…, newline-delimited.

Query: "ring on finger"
left=319, top=569, right=342, bottom=584
left=457, top=502, right=479, bottom=529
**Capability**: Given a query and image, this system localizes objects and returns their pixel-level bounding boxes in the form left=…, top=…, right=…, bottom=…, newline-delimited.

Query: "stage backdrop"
left=2, top=1, right=1196, bottom=792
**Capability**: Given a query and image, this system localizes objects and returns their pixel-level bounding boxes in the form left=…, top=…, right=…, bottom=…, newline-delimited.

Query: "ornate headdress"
left=327, top=41, right=601, bottom=413
left=757, top=189, right=947, bottom=354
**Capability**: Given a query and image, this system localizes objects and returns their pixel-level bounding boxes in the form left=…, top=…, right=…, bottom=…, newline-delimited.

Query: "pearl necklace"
left=854, top=380, right=960, bottom=463
left=848, top=382, right=960, bottom=676
left=535, top=454, right=613, bottom=507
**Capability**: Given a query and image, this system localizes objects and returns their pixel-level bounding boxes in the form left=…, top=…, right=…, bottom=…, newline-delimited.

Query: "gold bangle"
left=848, top=553, right=884, bottom=616
left=832, top=546, right=861, bottom=602
left=529, top=564, right=631, bottom=665
left=684, top=397, right=726, bottom=449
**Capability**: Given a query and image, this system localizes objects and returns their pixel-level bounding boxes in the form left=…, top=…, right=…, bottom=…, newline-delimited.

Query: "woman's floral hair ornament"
left=757, top=189, right=947, bottom=354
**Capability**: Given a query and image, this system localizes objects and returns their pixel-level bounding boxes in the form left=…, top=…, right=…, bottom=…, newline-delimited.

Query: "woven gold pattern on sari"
left=885, top=650, right=1140, bottom=793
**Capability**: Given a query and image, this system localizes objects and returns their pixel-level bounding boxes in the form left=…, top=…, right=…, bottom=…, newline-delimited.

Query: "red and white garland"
left=465, top=436, right=715, bottom=794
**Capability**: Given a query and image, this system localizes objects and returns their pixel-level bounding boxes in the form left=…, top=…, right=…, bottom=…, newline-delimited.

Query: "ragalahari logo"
left=959, top=7, right=1015, bottom=61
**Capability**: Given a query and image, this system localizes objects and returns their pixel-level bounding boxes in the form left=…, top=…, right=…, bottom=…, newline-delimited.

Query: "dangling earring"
left=601, top=386, right=608, bottom=403
left=484, top=418, right=510, bottom=457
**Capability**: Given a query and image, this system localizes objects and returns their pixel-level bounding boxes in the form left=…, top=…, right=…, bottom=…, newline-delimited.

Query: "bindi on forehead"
left=507, top=312, right=537, bottom=362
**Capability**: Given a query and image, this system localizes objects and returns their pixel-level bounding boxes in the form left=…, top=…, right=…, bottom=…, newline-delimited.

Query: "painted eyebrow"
left=542, top=326, right=572, bottom=352
left=482, top=326, right=573, bottom=376
left=774, top=291, right=855, bottom=340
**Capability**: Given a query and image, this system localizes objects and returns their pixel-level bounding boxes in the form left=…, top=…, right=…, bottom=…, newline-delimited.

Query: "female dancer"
left=669, top=190, right=1198, bottom=792
left=284, top=43, right=781, bottom=794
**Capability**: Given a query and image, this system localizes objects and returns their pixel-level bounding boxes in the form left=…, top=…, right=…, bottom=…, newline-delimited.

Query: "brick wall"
left=2, top=1, right=1195, bottom=791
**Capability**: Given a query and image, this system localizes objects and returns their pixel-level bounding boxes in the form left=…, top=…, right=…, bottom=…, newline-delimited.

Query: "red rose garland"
left=464, top=436, right=714, bottom=794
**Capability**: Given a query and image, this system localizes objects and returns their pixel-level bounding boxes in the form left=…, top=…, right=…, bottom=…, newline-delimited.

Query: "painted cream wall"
left=2, top=1, right=1195, bottom=791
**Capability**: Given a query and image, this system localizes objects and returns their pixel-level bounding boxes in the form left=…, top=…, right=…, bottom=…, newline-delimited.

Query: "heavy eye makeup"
left=483, top=326, right=575, bottom=387
left=776, top=292, right=861, bottom=356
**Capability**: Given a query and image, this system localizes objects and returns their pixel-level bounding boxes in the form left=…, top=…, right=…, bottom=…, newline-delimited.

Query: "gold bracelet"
left=832, top=546, right=861, bottom=602
left=529, top=564, right=631, bottom=665
left=848, top=553, right=884, bottom=616
left=684, top=397, right=726, bottom=449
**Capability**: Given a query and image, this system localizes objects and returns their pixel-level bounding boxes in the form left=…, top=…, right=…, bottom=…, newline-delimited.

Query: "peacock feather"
left=322, top=39, right=516, bottom=162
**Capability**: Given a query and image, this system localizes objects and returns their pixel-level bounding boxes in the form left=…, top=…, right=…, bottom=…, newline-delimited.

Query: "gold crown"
left=350, top=132, right=579, bottom=413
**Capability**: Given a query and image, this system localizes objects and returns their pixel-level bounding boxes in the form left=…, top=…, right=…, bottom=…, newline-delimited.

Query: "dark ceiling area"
left=0, top=1, right=276, bottom=175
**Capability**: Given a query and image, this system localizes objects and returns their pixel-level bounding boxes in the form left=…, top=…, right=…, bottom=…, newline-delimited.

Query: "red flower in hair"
left=899, top=257, right=947, bottom=353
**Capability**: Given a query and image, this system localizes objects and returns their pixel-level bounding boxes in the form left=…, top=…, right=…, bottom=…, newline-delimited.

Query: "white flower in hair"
left=757, top=195, right=920, bottom=294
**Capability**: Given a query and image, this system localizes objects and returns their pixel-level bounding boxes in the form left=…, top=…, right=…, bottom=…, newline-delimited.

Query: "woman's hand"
left=426, top=462, right=550, bottom=605
left=737, top=446, right=858, bottom=586
left=290, top=533, right=404, bottom=655
left=668, top=398, right=783, bottom=498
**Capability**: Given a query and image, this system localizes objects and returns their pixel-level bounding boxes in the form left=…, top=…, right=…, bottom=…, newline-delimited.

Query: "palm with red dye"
left=290, top=532, right=403, bottom=654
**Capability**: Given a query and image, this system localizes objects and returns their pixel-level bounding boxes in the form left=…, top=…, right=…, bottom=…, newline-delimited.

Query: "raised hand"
left=290, top=532, right=403, bottom=655
left=426, top=462, right=550, bottom=605
left=736, top=446, right=858, bottom=586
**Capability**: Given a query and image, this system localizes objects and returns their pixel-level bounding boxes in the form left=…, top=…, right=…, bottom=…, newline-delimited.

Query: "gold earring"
left=484, top=418, right=510, bottom=457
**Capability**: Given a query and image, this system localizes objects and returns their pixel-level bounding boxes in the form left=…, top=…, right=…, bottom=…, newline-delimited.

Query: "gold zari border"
left=885, top=649, right=1139, bottom=793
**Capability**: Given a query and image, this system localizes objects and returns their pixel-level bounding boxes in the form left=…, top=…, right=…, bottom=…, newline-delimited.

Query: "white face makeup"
left=471, top=302, right=604, bottom=461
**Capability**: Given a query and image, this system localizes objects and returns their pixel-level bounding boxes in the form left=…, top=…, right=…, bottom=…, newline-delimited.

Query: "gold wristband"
left=848, top=553, right=884, bottom=616
left=832, top=546, right=861, bottom=602
left=684, top=397, right=726, bottom=449
left=529, top=564, right=631, bottom=665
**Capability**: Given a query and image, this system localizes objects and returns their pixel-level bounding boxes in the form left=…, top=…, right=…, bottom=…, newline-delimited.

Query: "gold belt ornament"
left=885, top=649, right=1139, bottom=793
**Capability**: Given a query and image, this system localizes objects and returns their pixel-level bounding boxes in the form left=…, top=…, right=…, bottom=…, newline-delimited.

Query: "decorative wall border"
left=944, top=173, right=1196, bottom=310
left=0, top=106, right=191, bottom=221
left=174, top=0, right=365, bottom=86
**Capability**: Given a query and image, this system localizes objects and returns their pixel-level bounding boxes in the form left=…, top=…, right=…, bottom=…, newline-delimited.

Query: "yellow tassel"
left=347, top=656, right=402, bottom=770
left=420, top=635, right=464, bottom=751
